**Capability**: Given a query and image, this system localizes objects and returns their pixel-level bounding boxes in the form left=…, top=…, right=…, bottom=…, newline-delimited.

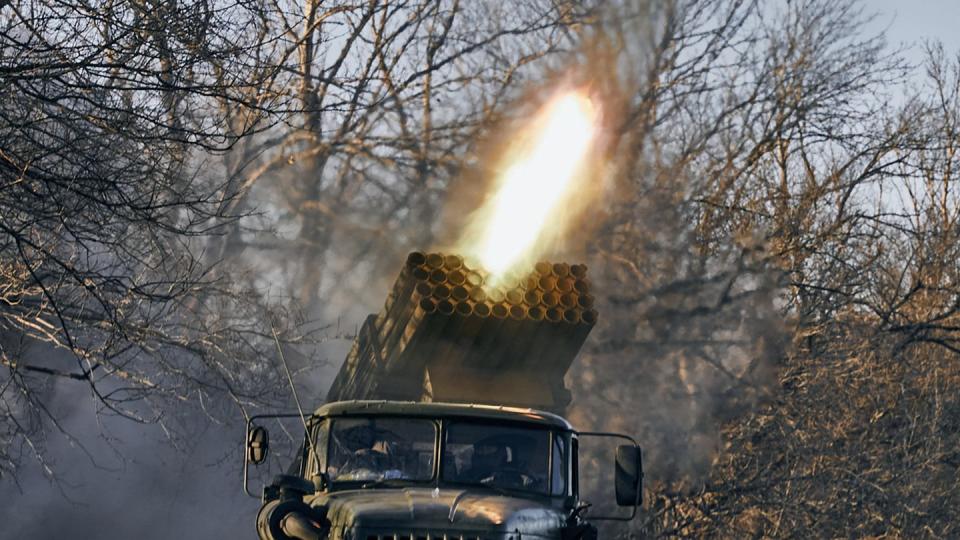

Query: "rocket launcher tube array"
left=326, top=252, right=597, bottom=412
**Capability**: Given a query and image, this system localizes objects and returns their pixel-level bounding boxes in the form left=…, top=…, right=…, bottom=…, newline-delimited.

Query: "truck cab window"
left=551, top=435, right=566, bottom=496
left=443, top=422, right=553, bottom=495
left=327, top=417, right=436, bottom=483
left=303, top=419, right=329, bottom=478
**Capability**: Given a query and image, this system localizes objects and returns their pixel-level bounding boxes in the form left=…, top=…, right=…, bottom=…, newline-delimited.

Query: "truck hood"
left=310, top=487, right=566, bottom=537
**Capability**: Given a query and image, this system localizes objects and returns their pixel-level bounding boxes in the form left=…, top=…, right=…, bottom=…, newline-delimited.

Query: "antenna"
left=271, top=325, right=323, bottom=481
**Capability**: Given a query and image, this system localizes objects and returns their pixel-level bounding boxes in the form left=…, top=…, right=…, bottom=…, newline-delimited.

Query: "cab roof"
left=312, top=400, right=573, bottom=430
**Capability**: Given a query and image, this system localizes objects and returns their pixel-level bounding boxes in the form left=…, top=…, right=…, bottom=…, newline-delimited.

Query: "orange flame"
left=459, top=91, right=599, bottom=283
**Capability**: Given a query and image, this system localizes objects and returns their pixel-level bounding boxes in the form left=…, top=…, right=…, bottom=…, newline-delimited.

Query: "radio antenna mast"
left=271, top=325, right=322, bottom=476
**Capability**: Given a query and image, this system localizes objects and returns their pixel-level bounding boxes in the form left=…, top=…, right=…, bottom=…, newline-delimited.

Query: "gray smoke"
left=0, top=337, right=352, bottom=539
left=0, top=380, right=255, bottom=538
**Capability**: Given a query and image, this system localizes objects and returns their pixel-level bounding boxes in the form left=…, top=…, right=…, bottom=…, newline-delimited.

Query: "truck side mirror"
left=614, top=445, right=642, bottom=506
left=247, top=425, right=270, bottom=465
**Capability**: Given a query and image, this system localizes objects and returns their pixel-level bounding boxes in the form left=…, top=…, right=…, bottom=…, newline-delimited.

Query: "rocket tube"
left=473, top=302, right=491, bottom=317
left=444, top=254, right=464, bottom=270
left=535, top=261, right=553, bottom=276
left=378, top=281, right=433, bottom=355
left=455, top=301, right=473, bottom=316
left=407, top=251, right=427, bottom=267
left=437, top=300, right=488, bottom=369
left=487, top=304, right=525, bottom=368
left=451, top=285, right=470, bottom=302
left=426, top=252, right=444, bottom=269
left=524, top=275, right=540, bottom=291
left=448, top=270, right=467, bottom=286
left=506, top=288, right=524, bottom=305
left=381, top=262, right=428, bottom=323
left=460, top=301, right=506, bottom=368
left=387, top=296, right=438, bottom=362
left=429, top=268, right=447, bottom=285
left=523, top=289, right=542, bottom=307
left=421, top=298, right=469, bottom=365
left=468, top=287, right=487, bottom=303
left=437, top=299, right=455, bottom=315
left=433, top=283, right=451, bottom=300
left=574, top=279, right=590, bottom=295
left=538, top=274, right=557, bottom=292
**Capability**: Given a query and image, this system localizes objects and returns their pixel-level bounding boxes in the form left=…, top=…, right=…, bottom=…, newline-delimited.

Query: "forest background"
left=2, top=0, right=960, bottom=537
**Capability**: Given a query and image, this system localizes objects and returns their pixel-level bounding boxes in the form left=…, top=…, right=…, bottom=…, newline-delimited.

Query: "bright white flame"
left=471, top=92, right=598, bottom=279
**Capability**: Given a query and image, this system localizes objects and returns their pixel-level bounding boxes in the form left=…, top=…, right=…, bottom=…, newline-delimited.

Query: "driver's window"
left=551, top=434, right=567, bottom=496
left=442, top=422, right=550, bottom=494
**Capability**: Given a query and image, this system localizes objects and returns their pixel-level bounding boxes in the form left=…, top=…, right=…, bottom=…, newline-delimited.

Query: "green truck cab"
left=245, top=401, right=642, bottom=540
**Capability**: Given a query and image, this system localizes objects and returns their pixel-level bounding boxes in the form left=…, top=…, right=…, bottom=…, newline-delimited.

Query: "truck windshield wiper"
left=452, top=481, right=514, bottom=498
left=360, top=478, right=417, bottom=489
left=477, top=484, right=513, bottom=497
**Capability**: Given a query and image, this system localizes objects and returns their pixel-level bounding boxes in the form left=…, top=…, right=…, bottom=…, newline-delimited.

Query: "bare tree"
left=561, top=0, right=960, bottom=537
left=0, top=0, right=304, bottom=481
left=4, top=0, right=960, bottom=537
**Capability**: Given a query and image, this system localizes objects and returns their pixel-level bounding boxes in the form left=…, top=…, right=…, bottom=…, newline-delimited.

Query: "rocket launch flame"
left=460, top=91, right=600, bottom=283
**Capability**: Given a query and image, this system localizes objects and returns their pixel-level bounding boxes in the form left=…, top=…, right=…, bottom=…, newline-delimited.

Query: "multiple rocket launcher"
left=326, top=252, right=597, bottom=412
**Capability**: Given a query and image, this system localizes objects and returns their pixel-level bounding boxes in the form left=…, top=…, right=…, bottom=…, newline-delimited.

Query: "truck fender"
left=257, top=499, right=328, bottom=540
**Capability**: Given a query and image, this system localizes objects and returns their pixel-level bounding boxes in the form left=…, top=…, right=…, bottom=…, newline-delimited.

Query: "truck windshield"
left=327, top=417, right=436, bottom=483
left=442, top=422, right=560, bottom=495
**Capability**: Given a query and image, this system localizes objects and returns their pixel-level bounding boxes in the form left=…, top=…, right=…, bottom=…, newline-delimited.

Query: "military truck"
left=244, top=253, right=643, bottom=540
